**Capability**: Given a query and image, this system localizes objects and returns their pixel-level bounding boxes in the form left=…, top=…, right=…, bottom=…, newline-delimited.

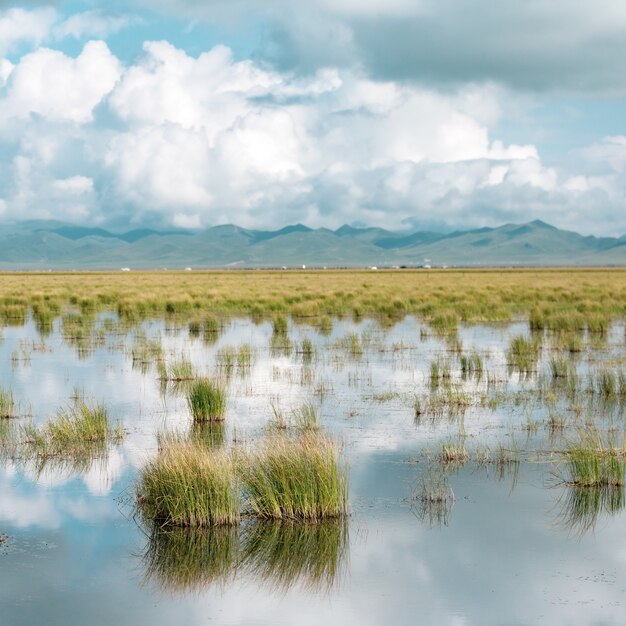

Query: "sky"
left=1, top=1, right=626, bottom=235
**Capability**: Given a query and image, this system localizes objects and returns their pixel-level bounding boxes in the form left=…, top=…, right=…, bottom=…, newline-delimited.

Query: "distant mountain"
left=1, top=219, right=625, bottom=269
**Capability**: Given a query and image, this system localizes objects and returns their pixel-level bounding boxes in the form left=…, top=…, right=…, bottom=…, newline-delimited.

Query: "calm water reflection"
left=0, top=316, right=625, bottom=624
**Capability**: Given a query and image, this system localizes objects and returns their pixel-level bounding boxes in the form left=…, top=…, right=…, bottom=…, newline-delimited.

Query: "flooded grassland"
left=1, top=270, right=626, bottom=625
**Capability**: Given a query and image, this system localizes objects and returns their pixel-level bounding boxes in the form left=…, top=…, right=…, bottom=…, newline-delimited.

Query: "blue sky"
left=1, top=0, right=626, bottom=234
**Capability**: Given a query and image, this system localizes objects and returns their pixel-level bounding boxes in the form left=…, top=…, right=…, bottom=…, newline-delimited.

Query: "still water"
left=1, top=315, right=625, bottom=625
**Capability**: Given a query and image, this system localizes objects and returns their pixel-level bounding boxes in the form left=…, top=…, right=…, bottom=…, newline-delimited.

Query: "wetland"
left=1, top=269, right=626, bottom=625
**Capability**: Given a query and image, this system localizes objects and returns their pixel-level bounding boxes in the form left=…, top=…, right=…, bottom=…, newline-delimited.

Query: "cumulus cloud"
left=0, top=34, right=624, bottom=235
left=0, top=6, right=55, bottom=56
left=0, top=40, right=121, bottom=123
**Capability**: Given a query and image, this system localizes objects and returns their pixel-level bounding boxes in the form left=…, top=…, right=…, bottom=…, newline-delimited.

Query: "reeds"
left=16, top=401, right=123, bottom=460
left=412, top=471, right=455, bottom=527
left=0, top=387, right=16, bottom=419
left=563, top=429, right=626, bottom=488
left=240, top=433, right=348, bottom=522
left=186, top=379, right=226, bottom=422
left=507, top=335, right=540, bottom=373
left=138, top=439, right=240, bottom=527
left=137, top=432, right=348, bottom=527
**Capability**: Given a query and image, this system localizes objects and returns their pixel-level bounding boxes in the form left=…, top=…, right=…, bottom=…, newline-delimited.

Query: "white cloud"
left=0, top=40, right=121, bottom=123
left=0, top=38, right=624, bottom=235
left=0, top=7, right=56, bottom=57
left=53, top=10, right=135, bottom=40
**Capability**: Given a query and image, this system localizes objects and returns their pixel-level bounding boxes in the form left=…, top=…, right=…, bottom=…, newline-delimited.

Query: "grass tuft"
left=138, top=439, right=239, bottom=527
left=186, top=379, right=226, bottom=422
left=240, top=433, right=348, bottom=522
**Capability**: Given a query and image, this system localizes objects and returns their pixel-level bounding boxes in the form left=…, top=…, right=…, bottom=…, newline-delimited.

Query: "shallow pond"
left=1, top=314, right=625, bottom=625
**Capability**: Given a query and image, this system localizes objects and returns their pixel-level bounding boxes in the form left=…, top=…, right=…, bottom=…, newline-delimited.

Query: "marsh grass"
left=241, top=519, right=348, bottom=592
left=441, top=442, right=469, bottom=465
left=416, top=389, right=472, bottom=421
left=590, top=368, right=626, bottom=400
left=161, top=358, right=196, bottom=382
left=3, top=270, right=626, bottom=328
left=297, top=338, right=315, bottom=364
left=429, top=359, right=452, bottom=389
left=138, top=439, right=239, bottom=527
left=240, top=433, right=348, bottom=521
left=562, top=429, right=626, bottom=488
left=0, top=387, right=16, bottom=418
left=186, top=379, right=226, bottom=422
left=10, top=401, right=124, bottom=462
left=507, top=335, right=541, bottom=374
left=334, top=333, right=363, bottom=359
left=412, top=471, right=455, bottom=527
left=291, top=402, right=320, bottom=431
left=460, top=352, right=484, bottom=380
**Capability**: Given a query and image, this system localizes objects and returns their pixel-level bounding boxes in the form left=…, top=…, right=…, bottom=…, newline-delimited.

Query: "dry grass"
left=2, top=269, right=626, bottom=325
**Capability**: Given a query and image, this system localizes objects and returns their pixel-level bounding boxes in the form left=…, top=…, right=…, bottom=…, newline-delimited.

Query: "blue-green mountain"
left=2, top=219, right=625, bottom=269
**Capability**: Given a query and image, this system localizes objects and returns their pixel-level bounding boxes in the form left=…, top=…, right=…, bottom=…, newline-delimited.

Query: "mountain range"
left=2, top=219, right=625, bottom=269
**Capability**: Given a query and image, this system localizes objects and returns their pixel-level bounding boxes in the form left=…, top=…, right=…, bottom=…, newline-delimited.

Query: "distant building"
left=121, top=267, right=130, bottom=272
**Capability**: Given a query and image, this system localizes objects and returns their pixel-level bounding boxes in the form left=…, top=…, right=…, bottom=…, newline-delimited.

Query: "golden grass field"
left=1, top=268, right=626, bottom=325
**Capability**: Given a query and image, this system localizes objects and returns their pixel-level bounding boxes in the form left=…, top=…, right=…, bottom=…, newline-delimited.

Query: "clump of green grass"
left=429, top=312, right=458, bottom=334
left=138, top=439, right=239, bottom=527
left=292, top=402, right=320, bottom=431
left=237, top=345, right=253, bottom=371
left=131, top=336, right=163, bottom=365
left=186, top=379, right=226, bottom=422
left=240, top=433, right=348, bottom=522
left=507, top=335, right=540, bottom=373
left=587, top=314, right=609, bottom=334
left=47, top=402, right=110, bottom=447
left=430, top=359, right=452, bottom=389
left=297, top=338, right=315, bottom=363
left=549, top=357, right=572, bottom=379
left=272, top=315, right=288, bottom=336
left=18, top=401, right=123, bottom=460
left=460, top=352, right=483, bottom=380
left=159, top=357, right=196, bottom=381
left=335, top=333, right=363, bottom=359
left=564, top=429, right=626, bottom=488
left=590, top=368, right=626, bottom=399
left=0, top=387, right=16, bottom=419
left=216, top=346, right=236, bottom=375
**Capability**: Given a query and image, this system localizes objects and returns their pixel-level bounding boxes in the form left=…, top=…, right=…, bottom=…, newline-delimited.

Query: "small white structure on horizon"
left=121, top=267, right=131, bottom=272
left=185, top=267, right=192, bottom=271
left=302, top=265, right=306, bottom=270
left=370, top=266, right=378, bottom=270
